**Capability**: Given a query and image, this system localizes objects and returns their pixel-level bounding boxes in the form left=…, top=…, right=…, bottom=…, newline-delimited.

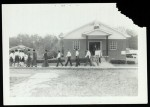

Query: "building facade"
left=62, top=21, right=131, bottom=61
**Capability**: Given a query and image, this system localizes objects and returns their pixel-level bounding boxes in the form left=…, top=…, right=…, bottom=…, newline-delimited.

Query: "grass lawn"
left=10, top=68, right=138, bottom=97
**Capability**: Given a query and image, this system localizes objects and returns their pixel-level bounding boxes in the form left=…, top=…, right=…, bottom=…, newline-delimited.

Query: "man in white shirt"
left=84, top=49, right=92, bottom=66
left=56, top=50, right=64, bottom=67
left=65, top=49, right=72, bottom=66
left=75, top=49, right=80, bottom=67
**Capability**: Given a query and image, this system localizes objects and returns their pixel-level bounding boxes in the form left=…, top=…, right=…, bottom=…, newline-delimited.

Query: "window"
left=110, top=41, right=117, bottom=50
left=73, top=41, right=80, bottom=50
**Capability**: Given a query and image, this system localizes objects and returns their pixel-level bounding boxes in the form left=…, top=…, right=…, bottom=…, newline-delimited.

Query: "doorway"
left=88, top=41, right=101, bottom=56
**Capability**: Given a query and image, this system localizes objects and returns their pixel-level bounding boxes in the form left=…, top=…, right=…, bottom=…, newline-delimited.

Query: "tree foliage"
left=115, top=27, right=138, bottom=50
left=9, top=34, right=61, bottom=59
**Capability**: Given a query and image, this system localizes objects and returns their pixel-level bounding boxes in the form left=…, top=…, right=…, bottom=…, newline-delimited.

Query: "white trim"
left=88, top=41, right=102, bottom=51
left=82, top=29, right=111, bottom=36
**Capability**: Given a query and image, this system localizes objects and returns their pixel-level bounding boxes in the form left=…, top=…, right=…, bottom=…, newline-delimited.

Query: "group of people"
left=55, top=48, right=102, bottom=67
left=9, top=49, right=37, bottom=67
left=9, top=48, right=102, bottom=67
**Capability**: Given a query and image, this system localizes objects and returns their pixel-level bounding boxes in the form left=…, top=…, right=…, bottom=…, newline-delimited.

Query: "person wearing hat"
left=32, top=49, right=37, bottom=67
left=42, top=50, right=49, bottom=67
left=56, top=50, right=64, bottom=67
left=26, top=49, right=32, bottom=67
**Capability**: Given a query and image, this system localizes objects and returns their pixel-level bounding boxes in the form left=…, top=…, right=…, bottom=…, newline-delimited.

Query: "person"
left=42, top=50, right=49, bottom=67
left=19, top=50, right=25, bottom=67
left=65, top=49, right=72, bottom=66
left=99, top=49, right=102, bottom=63
left=32, top=49, right=37, bottom=67
left=56, top=50, right=64, bottom=67
left=75, top=48, right=80, bottom=67
left=26, top=49, right=32, bottom=67
left=9, top=50, right=15, bottom=67
left=95, top=48, right=100, bottom=66
left=24, top=53, right=28, bottom=67
left=84, top=49, right=92, bottom=66
left=14, top=49, right=20, bottom=67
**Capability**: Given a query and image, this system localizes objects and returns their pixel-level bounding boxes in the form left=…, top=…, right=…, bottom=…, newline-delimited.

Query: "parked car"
left=126, top=50, right=138, bottom=64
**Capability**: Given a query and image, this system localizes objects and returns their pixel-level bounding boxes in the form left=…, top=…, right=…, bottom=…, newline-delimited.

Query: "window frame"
left=73, top=40, right=80, bottom=50
left=110, top=41, right=117, bottom=50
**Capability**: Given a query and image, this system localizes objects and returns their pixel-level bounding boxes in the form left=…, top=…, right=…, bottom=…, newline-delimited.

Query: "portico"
left=82, top=29, right=111, bottom=57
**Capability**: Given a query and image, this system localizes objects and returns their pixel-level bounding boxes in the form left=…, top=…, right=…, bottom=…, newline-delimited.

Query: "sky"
left=2, top=3, right=142, bottom=37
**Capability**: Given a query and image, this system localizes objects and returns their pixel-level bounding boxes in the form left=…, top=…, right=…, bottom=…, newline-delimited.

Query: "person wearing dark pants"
left=56, top=51, right=63, bottom=67
left=32, top=49, right=37, bottom=67
left=75, top=49, right=80, bottom=67
left=14, top=49, right=20, bottom=67
left=9, top=50, right=15, bottom=67
left=84, top=49, right=92, bottom=66
left=42, top=50, right=49, bottom=67
left=65, top=49, right=72, bottom=66
left=26, top=49, right=32, bottom=67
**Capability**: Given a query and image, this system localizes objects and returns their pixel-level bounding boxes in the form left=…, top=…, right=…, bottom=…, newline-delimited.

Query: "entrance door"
left=89, top=41, right=101, bottom=56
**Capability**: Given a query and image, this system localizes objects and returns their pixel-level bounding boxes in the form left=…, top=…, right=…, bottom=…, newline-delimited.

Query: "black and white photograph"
left=2, top=3, right=147, bottom=105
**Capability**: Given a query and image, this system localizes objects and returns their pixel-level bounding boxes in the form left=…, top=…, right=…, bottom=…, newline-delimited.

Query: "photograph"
left=2, top=3, right=147, bottom=105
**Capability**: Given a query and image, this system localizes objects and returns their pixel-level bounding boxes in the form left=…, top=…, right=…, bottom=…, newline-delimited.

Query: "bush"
left=36, top=59, right=65, bottom=63
left=110, top=60, right=136, bottom=64
left=110, top=60, right=126, bottom=64
left=126, top=61, right=135, bottom=64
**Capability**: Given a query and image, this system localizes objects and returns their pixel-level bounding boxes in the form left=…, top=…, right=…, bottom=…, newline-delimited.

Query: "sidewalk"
left=10, top=62, right=138, bottom=70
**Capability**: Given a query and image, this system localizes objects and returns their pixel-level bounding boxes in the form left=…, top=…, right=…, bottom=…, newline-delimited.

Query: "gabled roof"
left=63, top=22, right=93, bottom=38
left=9, top=45, right=33, bottom=51
left=63, top=20, right=131, bottom=39
left=95, top=21, right=130, bottom=38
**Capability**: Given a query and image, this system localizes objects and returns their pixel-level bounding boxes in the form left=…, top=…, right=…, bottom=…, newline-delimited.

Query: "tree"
left=9, top=34, right=61, bottom=59
left=126, top=29, right=138, bottom=37
left=126, top=29, right=138, bottom=49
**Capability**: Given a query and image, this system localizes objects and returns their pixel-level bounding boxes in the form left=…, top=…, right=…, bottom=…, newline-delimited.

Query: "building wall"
left=63, top=39, right=86, bottom=59
left=108, top=39, right=127, bottom=60
left=63, top=39, right=127, bottom=60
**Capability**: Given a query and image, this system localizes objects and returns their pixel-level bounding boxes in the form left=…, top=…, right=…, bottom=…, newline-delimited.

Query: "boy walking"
left=65, top=49, right=72, bottom=66
left=84, top=49, right=92, bottom=66
left=56, top=50, right=64, bottom=67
